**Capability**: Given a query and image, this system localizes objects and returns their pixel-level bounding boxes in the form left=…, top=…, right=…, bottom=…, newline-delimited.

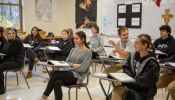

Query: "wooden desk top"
left=20, top=36, right=62, bottom=41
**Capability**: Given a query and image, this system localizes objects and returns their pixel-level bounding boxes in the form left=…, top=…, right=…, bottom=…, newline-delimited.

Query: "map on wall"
left=35, top=0, right=52, bottom=21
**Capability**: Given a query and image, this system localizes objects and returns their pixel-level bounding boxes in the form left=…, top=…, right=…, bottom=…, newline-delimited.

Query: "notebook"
left=107, top=73, right=135, bottom=83
left=46, top=46, right=60, bottom=51
left=47, top=60, right=69, bottom=67
left=160, top=62, right=175, bottom=68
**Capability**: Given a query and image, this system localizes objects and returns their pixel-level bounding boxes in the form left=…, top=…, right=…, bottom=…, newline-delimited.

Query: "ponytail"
left=84, top=41, right=89, bottom=48
left=148, top=43, right=155, bottom=55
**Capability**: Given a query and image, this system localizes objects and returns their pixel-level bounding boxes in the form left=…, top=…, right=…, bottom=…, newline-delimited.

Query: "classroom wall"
left=23, top=0, right=66, bottom=34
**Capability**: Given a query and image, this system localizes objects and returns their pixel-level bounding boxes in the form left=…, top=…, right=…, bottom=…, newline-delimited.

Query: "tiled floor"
left=0, top=63, right=171, bottom=100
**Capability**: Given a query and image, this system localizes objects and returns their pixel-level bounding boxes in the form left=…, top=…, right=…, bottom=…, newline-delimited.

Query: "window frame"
left=0, top=0, right=23, bottom=30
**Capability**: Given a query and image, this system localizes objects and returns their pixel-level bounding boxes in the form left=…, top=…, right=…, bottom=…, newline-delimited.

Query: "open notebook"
left=155, top=50, right=167, bottom=55
left=93, top=73, right=135, bottom=83
left=47, top=60, right=69, bottom=66
left=46, top=46, right=60, bottom=51
left=107, top=73, right=135, bottom=83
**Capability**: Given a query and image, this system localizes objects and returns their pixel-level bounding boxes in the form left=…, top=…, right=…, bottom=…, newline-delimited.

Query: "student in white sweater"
left=39, top=31, right=92, bottom=100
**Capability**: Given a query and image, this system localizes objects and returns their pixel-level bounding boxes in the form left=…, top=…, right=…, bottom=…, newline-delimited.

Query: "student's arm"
left=23, top=35, right=29, bottom=43
left=33, top=38, right=44, bottom=52
left=2, top=40, right=23, bottom=56
left=153, top=39, right=158, bottom=48
left=109, top=40, right=130, bottom=58
left=123, top=60, right=160, bottom=89
left=159, top=54, right=175, bottom=63
left=55, top=41, right=73, bottom=56
left=67, top=50, right=92, bottom=73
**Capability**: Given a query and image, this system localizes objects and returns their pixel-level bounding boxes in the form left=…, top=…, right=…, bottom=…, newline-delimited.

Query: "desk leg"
left=42, top=65, right=50, bottom=76
left=99, top=79, right=109, bottom=100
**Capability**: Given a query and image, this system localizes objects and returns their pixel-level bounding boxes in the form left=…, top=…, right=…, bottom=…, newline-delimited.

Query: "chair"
left=4, top=54, right=30, bottom=91
left=63, top=72, right=92, bottom=100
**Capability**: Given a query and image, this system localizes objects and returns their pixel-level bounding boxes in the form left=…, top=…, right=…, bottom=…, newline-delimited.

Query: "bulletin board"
left=117, top=3, right=142, bottom=28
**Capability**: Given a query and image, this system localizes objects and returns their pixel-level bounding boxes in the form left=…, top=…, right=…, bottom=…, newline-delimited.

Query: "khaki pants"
left=156, top=73, right=175, bottom=100
left=102, top=64, right=123, bottom=86
left=111, top=86, right=127, bottom=100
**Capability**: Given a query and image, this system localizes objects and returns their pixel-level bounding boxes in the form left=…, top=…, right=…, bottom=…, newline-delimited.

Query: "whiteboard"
left=101, top=0, right=175, bottom=39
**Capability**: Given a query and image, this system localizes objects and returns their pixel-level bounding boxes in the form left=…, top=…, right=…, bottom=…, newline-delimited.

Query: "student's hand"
left=72, top=64, right=80, bottom=68
left=109, top=40, right=115, bottom=46
left=110, top=50, right=116, bottom=56
left=157, top=59, right=160, bottom=63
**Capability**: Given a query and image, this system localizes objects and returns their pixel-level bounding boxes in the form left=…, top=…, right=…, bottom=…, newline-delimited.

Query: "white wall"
left=23, top=0, right=66, bottom=35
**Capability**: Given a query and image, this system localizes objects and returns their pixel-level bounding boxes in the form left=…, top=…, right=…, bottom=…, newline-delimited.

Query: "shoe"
left=43, top=77, right=50, bottom=83
left=0, top=90, right=5, bottom=95
left=36, top=97, right=49, bottom=100
left=26, top=71, right=32, bottom=79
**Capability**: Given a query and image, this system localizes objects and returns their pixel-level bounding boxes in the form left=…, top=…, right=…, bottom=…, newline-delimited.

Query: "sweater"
left=65, top=47, right=92, bottom=84
left=0, top=39, right=24, bottom=66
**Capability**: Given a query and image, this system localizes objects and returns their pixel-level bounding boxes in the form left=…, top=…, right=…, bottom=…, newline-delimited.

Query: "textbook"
left=46, top=46, right=60, bottom=51
left=47, top=60, right=69, bottom=66
left=107, top=73, right=136, bottom=83
left=23, top=43, right=32, bottom=48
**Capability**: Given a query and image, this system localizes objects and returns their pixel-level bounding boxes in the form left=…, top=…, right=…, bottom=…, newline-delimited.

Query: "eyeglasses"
left=8, top=33, right=15, bottom=35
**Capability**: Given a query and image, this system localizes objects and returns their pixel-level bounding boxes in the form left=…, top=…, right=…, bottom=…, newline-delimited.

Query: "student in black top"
left=46, top=29, right=73, bottom=61
left=111, top=34, right=160, bottom=100
left=23, top=26, right=44, bottom=79
left=0, top=27, right=24, bottom=95
left=43, top=29, right=74, bottom=83
left=153, top=25, right=175, bottom=59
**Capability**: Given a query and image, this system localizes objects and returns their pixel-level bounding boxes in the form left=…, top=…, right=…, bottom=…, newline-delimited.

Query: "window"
left=0, top=0, right=22, bottom=30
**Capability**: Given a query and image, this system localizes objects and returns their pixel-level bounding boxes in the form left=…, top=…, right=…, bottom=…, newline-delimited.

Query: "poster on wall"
left=75, top=0, right=97, bottom=28
left=35, top=0, right=52, bottom=21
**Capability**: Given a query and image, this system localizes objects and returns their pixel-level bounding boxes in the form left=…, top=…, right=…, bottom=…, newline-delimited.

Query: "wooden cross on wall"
left=162, top=9, right=173, bottom=25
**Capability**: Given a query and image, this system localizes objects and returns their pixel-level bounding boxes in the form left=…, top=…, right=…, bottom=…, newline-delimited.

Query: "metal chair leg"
left=35, top=63, right=36, bottom=72
left=85, top=87, right=92, bottom=100
left=5, top=71, right=8, bottom=92
left=16, top=72, right=19, bottom=86
left=68, top=88, right=71, bottom=100
left=21, top=71, right=30, bottom=89
left=76, top=88, right=78, bottom=100
left=107, top=84, right=111, bottom=95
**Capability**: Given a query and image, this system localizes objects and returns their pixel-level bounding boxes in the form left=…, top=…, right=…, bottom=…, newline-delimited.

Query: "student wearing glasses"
left=0, top=27, right=24, bottom=95
left=23, top=26, right=44, bottom=79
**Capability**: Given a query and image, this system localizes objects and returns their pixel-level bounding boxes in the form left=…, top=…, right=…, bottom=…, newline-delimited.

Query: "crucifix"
left=162, top=9, right=173, bottom=25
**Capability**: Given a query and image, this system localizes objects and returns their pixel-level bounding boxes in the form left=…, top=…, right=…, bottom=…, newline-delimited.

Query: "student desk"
left=38, top=61, right=69, bottom=76
left=91, top=75, right=120, bottom=100
left=0, top=53, right=6, bottom=56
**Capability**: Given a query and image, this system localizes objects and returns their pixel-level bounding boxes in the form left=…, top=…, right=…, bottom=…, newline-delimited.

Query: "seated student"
left=23, top=26, right=44, bottom=79
left=46, top=29, right=73, bottom=61
left=157, top=55, right=175, bottom=100
left=67, top=28, right=75, bottom=47
left=38, top=31, right=92, bottom=100
left=0, top=27, right=7, bottom=50
left=153, top=25, right=175, bottom=59
left=0, top=27, right=24, bottom=95
left=43, top=29, right=74, bottom=81
left=103, top=26, right=134, bottom=73
left=89, top=25, right=104, bottom=58
left=111, top=34, right=160, bottom=100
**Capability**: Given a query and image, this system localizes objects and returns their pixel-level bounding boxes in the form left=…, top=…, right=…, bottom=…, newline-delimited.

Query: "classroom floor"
left=0, top=63, right=171, bottom=100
